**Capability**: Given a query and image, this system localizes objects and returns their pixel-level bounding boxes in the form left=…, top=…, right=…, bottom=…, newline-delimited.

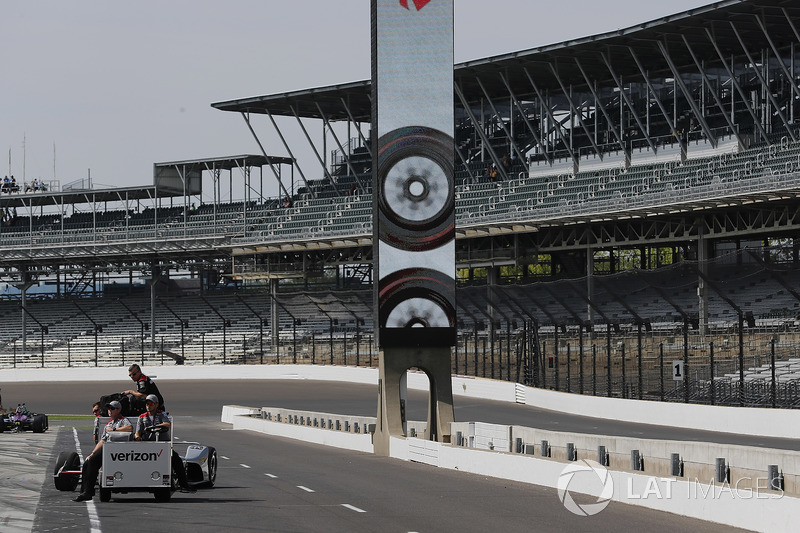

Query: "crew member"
left=73, top=401, right=132, bottom=502
left=122, top=364, right=165, bottom=413
left=92, top=401, right=103, bottom=444
left=135, top=394, right=194, bottom=492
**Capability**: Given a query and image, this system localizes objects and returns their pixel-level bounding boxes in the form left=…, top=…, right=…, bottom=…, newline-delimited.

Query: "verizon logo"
left=110, top=449, right=164, bottom=462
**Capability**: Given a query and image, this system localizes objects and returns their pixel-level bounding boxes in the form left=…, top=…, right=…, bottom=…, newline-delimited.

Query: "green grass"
left=47, top=415, right=95, bottom=421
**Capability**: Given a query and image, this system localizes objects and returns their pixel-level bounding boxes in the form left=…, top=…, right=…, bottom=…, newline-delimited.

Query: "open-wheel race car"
left=53, top=417, right=217, bottom=502
left=0, top=404, right=49, bottom=433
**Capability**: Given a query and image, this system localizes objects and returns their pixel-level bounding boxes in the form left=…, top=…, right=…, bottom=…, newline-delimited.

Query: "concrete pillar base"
left=374, top=345, right=454, bottom=456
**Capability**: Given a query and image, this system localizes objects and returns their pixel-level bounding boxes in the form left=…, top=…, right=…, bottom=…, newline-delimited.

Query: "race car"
left=0, top=404, right=49, bottom=433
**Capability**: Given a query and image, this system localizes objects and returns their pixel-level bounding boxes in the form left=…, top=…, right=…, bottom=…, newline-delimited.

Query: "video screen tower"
left=371, top=0, right=456, bottom=454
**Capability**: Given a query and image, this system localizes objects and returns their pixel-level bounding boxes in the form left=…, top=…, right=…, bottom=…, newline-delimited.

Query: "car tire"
left=99, top=488, right=111, bottom=503
left=206, top=447, right=217, bottom=488
left=154, top=488, right=171, bottom=502
left=32, top=414, right=47, bottom=433
left=54, top=452, right=81, bottom=491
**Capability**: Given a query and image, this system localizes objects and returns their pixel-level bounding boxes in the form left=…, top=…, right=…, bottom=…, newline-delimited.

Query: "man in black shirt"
left=123, top=364, right=165, bottom=413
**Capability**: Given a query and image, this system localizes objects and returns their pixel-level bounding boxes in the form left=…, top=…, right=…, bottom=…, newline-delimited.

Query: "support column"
left=269, top=278, right=279, bottom=350
left=697, top=222, right=710, bottom=338
left=16, top=273, right=35, bottom=352
left=487, top=266, right=500, bottom=349
left=586, top=249, right=594, bottom=326
left=149, top=264, right=162, bottom=350
left=374, top=346, right=454, bottom=456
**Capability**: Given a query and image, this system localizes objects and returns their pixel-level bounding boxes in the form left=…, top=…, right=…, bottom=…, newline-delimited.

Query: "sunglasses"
left=92, top=409, right=101, bottom=414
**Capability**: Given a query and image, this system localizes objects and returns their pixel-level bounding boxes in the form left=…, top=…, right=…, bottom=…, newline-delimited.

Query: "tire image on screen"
left=378, top=268, right=455, bottom=330
left=377, top=126, right=454, bottom=252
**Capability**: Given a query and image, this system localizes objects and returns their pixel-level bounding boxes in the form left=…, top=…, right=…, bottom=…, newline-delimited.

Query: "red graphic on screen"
left=400, top=0, right=431, bottom=11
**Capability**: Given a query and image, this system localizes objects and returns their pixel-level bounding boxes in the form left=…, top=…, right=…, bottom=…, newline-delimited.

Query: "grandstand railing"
left=5, top=135, right=800, bottom=253
left=3, top=316, right=800, bottom=409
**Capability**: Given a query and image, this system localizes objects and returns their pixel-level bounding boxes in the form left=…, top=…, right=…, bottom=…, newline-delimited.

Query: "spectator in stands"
left=282, top=196, right=293, bottom=208
left=3, top=175, right=18, bottom=193
left=72, top=401, right=133, bottom=502
left=488, top=164, right=499, bottom=182
left=501, top=153, right=511, bottom=172
left=122, top=364, right=165, bottom=413
left=134, top=394, right=194, bottom=492
left=349, top=183, right=357, bottom=196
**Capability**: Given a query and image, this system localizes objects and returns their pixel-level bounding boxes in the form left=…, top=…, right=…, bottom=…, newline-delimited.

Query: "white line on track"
left=240, top=464, right=251, bottom=468
left=73, top=427, right=102, bottom=533
left=297, top=486, right=315, bottom=493
left=221, top=455, right=230, bottom=460
left=265, top=474, right=277, bottom=479
left=341, top=504, right=366, bottom=513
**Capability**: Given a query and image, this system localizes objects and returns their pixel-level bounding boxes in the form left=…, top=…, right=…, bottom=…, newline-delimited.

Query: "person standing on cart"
left=135, top=394, right=194, bottom=492
left=73, top=401, right=132, bottom=502
left=122, top=364, right=165, bottom=414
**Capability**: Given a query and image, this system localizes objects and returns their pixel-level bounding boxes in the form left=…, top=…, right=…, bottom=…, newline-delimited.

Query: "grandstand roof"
left=0, top=155, right=291, bottom=209
left=211, top=0, right=799, bottom=120
left=154, top=154, right=293, bottom=172
left=0, top=185, right=167, bottom=209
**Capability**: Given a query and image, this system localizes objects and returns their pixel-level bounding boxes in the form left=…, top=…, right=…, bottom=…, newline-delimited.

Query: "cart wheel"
left=54, top=452, right=81, bottom=491
left=99, top=488, right=111, bottom=502
left=206, top=447, right=217, bottom=488
left=154, top=488, right=172, bottom=502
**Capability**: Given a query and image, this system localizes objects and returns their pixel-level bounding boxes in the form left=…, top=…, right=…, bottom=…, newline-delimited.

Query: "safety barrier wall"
left=387, top=436, right=799, bottom=533
left=3, top=363, right=799, bottom=439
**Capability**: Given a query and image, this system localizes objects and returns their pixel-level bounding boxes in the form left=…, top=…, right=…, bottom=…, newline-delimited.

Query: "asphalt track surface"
left=2, top=379, right=764, bottom=532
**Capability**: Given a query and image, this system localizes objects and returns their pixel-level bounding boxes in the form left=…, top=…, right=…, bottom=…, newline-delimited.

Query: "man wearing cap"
left=123, top=364, right=165, bottom=414
left=135, top=394, right=194, bottom=492
left=73, top=401, right=132, bottom=502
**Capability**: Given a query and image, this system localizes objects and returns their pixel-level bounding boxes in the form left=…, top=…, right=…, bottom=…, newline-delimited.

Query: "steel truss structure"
left=212, top=1, right=800, bottom=292
left=2, top=0, right=800, bottom=332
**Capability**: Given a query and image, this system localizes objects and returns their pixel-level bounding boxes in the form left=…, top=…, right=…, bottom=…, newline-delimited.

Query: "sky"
left=1, top=0, right=712, bottom=203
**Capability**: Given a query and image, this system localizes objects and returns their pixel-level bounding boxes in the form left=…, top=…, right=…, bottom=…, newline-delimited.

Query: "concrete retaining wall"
left=391, top=436, right=799, bottom=533
left=223, top=405, right=373, bottom=453
left=5, top=363, right=800, bottom=439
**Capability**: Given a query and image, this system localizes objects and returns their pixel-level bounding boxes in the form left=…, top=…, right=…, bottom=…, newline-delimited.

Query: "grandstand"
left=3, top=0, right=800, bottom=408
